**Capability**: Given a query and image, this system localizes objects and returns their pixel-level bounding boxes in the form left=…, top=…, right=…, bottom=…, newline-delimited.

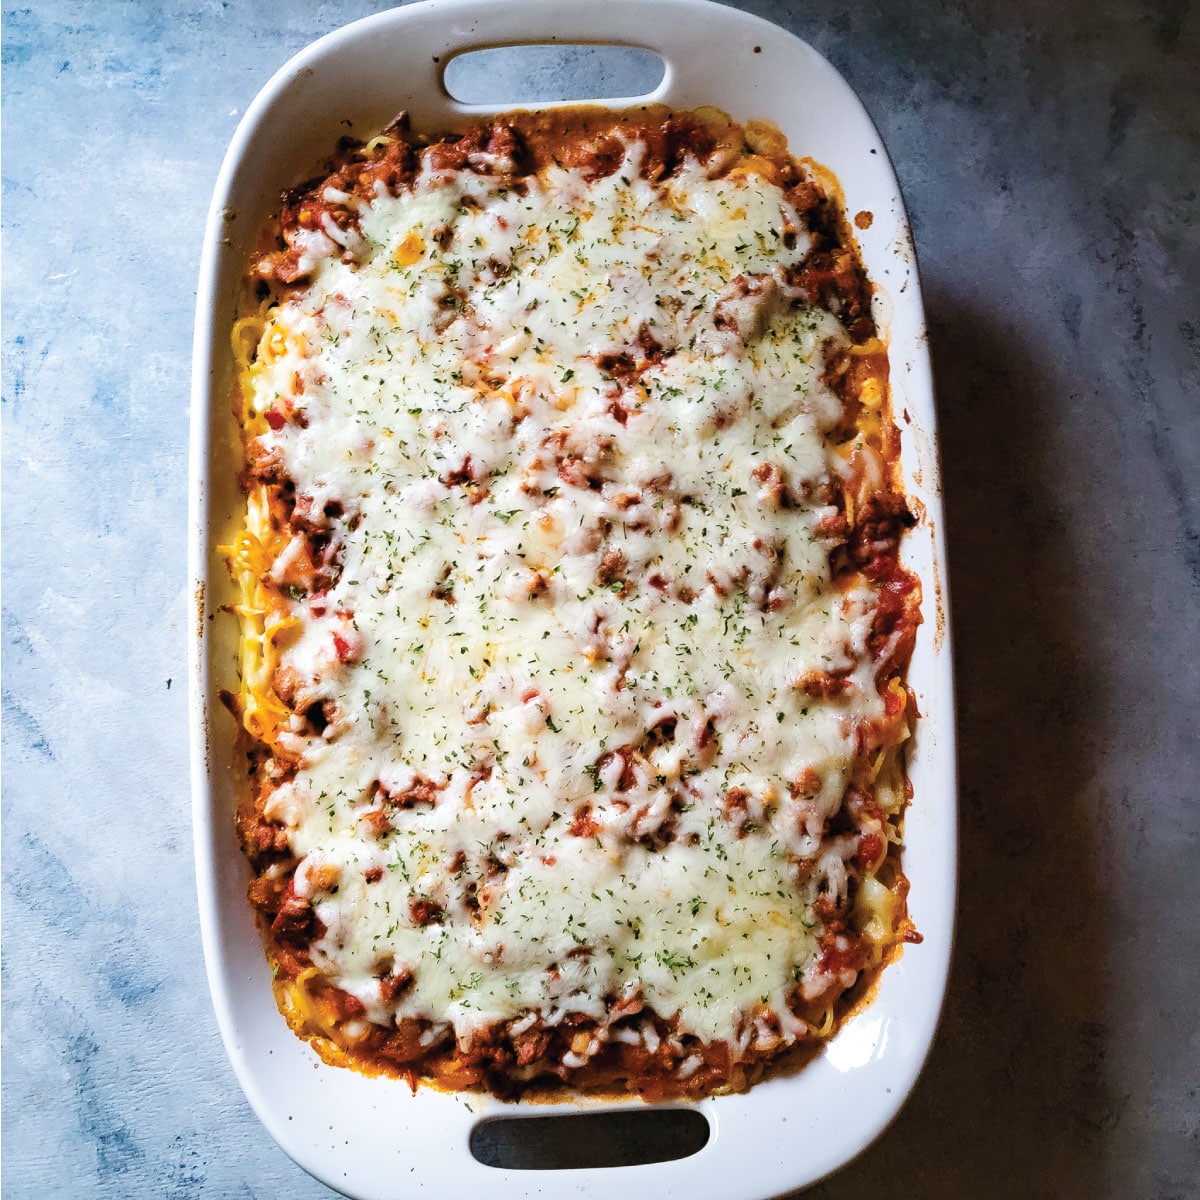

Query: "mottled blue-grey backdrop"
left=3, top=1, right=1198, bottom=1196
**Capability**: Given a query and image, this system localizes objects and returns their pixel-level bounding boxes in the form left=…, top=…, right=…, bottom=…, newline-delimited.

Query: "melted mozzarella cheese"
left=251, top=144, right=886, bottom=1048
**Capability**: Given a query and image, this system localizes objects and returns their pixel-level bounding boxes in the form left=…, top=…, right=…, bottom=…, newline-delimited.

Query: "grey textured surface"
left=3, top=1, right=1198, bottom=1196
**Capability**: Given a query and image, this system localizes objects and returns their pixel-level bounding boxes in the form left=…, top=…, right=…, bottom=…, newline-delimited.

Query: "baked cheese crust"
left=225, top=106, right=920, bottom=1098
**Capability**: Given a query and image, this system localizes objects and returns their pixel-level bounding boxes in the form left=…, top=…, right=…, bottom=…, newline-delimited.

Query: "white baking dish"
left=188, top=1, right=957, bottom=1195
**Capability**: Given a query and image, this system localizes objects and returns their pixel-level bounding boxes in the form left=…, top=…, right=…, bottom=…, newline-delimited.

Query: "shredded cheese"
left=244, top=139, right=894, bottom=1053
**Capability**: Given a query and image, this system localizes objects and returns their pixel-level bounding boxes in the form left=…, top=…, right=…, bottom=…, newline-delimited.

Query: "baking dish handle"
left=406, top=0, right=840, bottom=112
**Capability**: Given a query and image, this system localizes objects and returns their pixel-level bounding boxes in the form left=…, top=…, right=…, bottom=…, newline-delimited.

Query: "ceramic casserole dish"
left=188, top=1, right=957, bottom=1195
